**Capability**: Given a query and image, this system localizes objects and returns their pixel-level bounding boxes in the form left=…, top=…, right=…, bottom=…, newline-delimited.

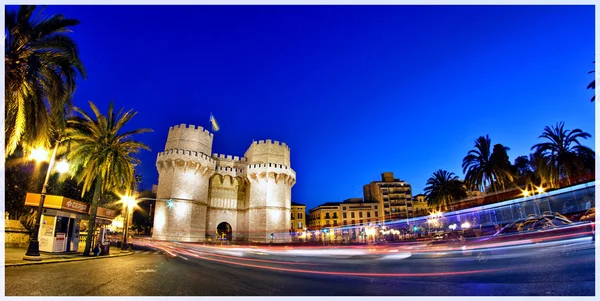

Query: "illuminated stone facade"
left=152, top=124, right=295, bottom=243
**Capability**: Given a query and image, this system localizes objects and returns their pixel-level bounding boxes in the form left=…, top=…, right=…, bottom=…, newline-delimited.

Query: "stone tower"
left=244, top=140, right=296, bottom=242
left=152, top=124, right=296, bottom=243
left=153, top=124, right=215, bottom=242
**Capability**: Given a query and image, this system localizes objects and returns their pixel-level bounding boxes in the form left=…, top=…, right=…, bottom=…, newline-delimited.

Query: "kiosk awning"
left=25, top=193, right=89, bottom=215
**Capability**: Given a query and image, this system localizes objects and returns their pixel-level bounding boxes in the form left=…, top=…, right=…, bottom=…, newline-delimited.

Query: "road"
left=5, top=238, right=595, bottom=296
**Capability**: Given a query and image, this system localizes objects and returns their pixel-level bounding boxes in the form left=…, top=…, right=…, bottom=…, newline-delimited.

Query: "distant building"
left=307, top=198, right=382, bottom=243
left=363, top=172, right=413, bottom=222
left=412, top=194, right=429, bottom=217
left=290, top=202, right=306, bottom=233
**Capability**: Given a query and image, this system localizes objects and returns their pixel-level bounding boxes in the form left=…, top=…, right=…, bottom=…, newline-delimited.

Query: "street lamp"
left=120, top=195, right=137, bottom=252
left=23, top=145, right=69, bottom=261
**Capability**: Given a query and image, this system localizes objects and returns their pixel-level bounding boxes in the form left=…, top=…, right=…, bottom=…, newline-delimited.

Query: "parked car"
left=462, top=213, right=593, bottom=261
left=580, top=208, right=595, bottom=222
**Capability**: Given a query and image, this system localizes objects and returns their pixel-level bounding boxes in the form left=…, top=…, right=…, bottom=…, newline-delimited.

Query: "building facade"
left=363, top=172, right=413, bottom=221
left=152, top=124, right=296, bottom=243
left=412, top=194, right=429, bottom=217
left=307, top=198, right=382, bottom=242
left=290, top=202, right=306, bottom=238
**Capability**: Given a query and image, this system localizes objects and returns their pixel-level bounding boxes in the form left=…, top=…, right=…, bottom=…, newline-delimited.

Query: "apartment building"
left=363, top=172, right=413, bottom=221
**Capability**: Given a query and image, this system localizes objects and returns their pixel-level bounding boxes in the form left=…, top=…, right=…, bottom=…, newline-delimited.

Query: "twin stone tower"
left=152, top=124, right=296, bottom=243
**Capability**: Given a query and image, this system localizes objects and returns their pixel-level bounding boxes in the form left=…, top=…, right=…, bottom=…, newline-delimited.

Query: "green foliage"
left=588, top=60, right=595, bottom=102
left=5, top=5, right=86, bottom=157
left=531, top=122, right=595, bottom=187
left=424, top=170, right=467, bottom=211
left=65, top=100, right=151, bottom=255
left=462, top=135, right=514, bottom=192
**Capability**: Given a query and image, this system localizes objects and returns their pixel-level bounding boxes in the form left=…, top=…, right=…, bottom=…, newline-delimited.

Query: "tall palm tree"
left=65, top=101, right=151, bottom=256
left=462, top=135, right=514, bottom=192
left=588, top=61, right=595, bottom=102
left=5, top=5, right=86, bottom=157
left=424, top=170, right=467, bottom=211
left=531, top=122, right=595, bottom=187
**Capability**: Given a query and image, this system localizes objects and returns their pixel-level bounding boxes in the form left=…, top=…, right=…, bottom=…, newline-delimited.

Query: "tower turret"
left=153, top=124, right=215, bottom=242
left=244, top=140, right=296, bottom=242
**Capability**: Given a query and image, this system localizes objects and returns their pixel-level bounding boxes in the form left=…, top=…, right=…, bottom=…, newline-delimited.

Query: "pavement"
left=5, top=239, right=595, bottom=296
left=4, top=246, right=134, bottom=267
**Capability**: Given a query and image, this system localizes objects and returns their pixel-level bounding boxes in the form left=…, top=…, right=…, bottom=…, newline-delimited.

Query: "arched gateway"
left=217, top=222, right=232, bottom=241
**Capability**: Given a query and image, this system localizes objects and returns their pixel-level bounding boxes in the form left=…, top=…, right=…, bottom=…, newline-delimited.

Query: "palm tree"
left=65, top=101, right=151, bottom=256
left=462, top=135, right=514, bottom=192
left=588, top=61, right=595, bottom=102
left=531, top=122, right=595, bottom=187
left=5, top=5, right=86, bottom=157
left=424, top=170, right=468, bottom=211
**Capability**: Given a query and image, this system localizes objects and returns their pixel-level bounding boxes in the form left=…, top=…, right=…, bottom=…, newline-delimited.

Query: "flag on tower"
left=210, top=113, right=220, bottom=132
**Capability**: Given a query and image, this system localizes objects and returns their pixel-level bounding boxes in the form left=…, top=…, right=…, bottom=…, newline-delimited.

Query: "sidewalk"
left=4, top=246, right=133, bottom=267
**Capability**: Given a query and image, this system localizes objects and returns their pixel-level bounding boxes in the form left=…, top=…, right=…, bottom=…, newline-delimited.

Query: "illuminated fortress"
left=152, top=124, right=296, bottom=243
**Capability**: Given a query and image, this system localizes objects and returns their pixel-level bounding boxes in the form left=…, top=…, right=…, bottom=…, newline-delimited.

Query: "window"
left=333, top=220, right=337, bottom=226
left=360, top=220, right=363, bottom=225
left=375, top=211, right=378, bottom=217
left=298, top=222, right=302, bottom=229
left=343, top=212, right=347, bottom=219
left=333, top=213, right=338, bottom=219
left=291, top=213, right=294, bottom=219
left=359, top=212, right=363, bottom=218
left=352, top=220, right=356, bottom=225
left=325, top=213, right=330, bottom=219
left=351, top=212, right=355, bottom=218
left=298, top=213, right=302, bottom=219
left=367, top=212, right=371, bottom=218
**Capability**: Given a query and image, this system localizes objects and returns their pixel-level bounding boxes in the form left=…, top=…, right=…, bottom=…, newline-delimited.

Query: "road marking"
left=135, top=269, right=156, bottom=273
left=178, top=255, right=188, bottom=261
left=153, top=251, right=160, bottom=255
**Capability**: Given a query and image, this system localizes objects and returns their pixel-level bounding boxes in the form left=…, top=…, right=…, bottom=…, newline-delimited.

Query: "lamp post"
left=23, top=144, right=68, bottom=260
left=120, top=195, right=136, bottom=252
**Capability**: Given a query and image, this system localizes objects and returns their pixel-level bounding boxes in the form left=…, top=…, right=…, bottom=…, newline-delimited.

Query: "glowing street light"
left=29, top=147, right=49, bottom=162
left=522, top=190, right=530, bottom=197
left=536, top=186, right=545, bottom=194
left=23, top=144, right=69, bottom=261
left=55, top=160, right=70, bottom=173
left=120, top=194, right=138, bottom=252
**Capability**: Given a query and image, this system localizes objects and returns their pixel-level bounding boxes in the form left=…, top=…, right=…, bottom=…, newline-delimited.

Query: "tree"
left=462, top=135, right=514, bottom=192
left=65, top=101, right=151, bottom=256
left=588, top=61, right=595, bottom=102
left=5, top=5, right=86, bottom=157
left=424, top=170, right=468, bottom=211
left=531, top=122, right=595, bottom=187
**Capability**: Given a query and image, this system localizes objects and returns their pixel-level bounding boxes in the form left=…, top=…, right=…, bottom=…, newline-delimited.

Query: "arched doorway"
left=217, top=222, right=232, bottom=241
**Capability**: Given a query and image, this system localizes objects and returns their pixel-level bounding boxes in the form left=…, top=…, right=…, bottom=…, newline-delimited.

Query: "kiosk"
left=25, top=193, right=118, bottom=253
left=24, top=193, right=88, bottom=253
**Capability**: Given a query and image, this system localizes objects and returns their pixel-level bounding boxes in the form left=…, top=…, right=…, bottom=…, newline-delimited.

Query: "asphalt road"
left=5, top=240, right=595, bottom=296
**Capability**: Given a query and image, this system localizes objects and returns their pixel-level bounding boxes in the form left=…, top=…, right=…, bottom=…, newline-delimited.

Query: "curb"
left=5, top=251, right=135, bottom=267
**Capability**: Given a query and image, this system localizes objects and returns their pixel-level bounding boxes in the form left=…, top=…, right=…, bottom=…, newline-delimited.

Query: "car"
left=458, top=213, right=594, bottom=262
left=580, top=208, right=595, bottom=222
left=463, top=213, right=592, bottom=251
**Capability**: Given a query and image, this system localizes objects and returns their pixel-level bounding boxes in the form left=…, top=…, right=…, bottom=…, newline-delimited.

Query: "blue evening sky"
left=14, top=5, right=595, bottom=210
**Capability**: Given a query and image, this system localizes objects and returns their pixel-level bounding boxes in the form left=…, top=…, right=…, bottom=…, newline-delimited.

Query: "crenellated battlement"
left=157, top=149, right=215, bottom=162
left=212, top=153, right=247, bottom=162
left=164, top=123, right=214, bottom=155
left=252, top=139, right=289, bottom=150
left=168, top=123, right=213, bottom=138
